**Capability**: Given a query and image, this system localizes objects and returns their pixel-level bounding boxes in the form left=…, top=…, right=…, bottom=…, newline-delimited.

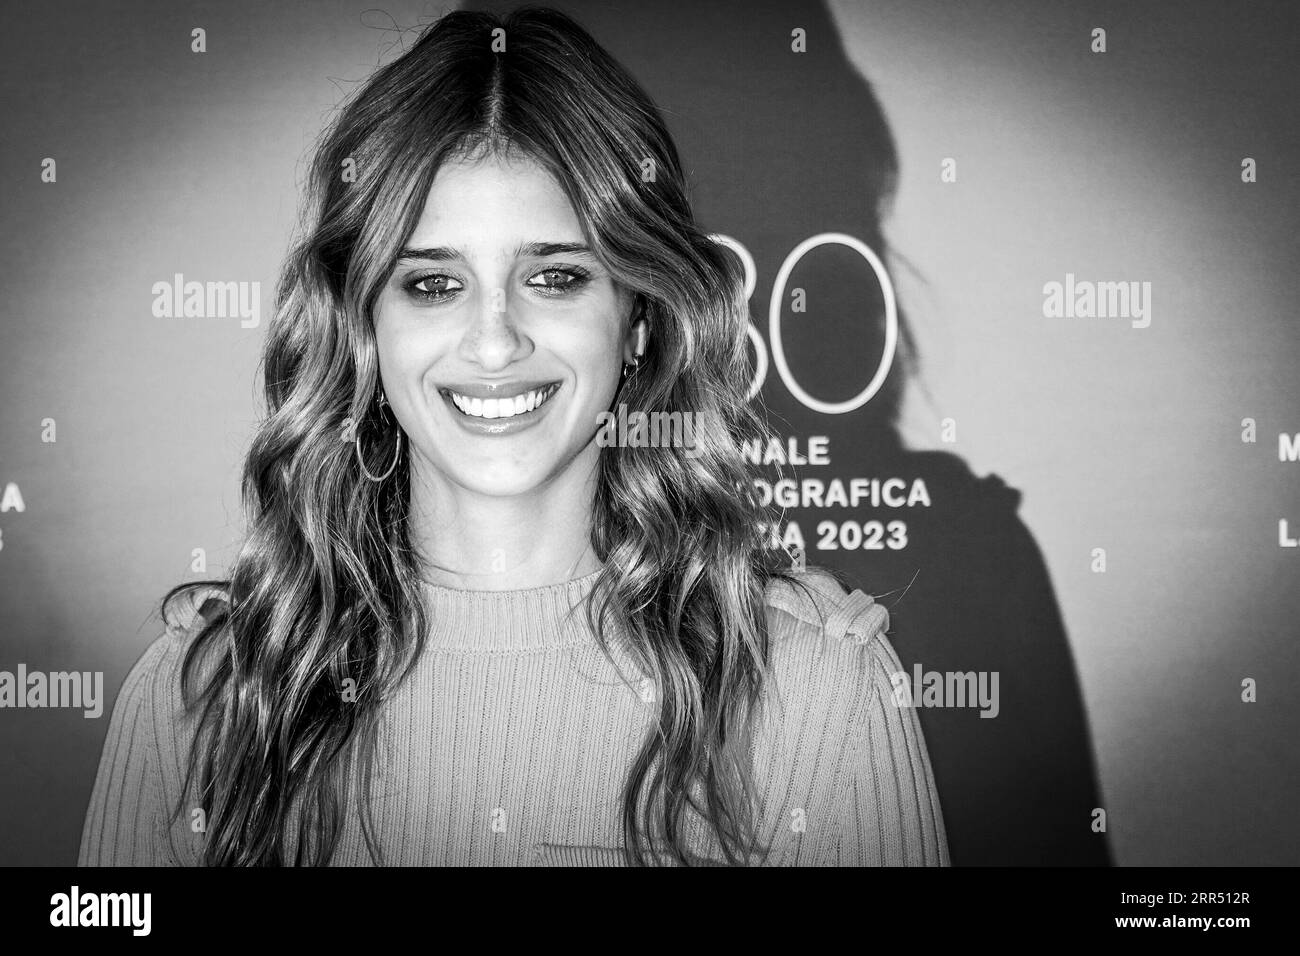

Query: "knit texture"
left=78, top=568, right=949, bottom=866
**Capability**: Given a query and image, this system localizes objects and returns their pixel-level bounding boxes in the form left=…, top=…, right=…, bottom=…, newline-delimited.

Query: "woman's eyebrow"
left=396, top=241, right=595, bottom=261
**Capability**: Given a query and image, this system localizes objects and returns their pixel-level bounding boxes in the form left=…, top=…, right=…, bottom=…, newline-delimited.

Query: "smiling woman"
left=78, top=4, right=949, bottom=867
left=377, top=154, right=636, bottom=503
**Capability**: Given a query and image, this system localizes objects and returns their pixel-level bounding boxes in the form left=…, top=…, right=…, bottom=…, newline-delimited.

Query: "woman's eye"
left=527, top=267, right=590, bottom=295
left=402, top=266, right=590, bottom=303
left=407, top=274, right=463, bottom=301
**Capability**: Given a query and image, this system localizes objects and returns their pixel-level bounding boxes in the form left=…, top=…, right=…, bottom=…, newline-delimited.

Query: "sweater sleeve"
left=837, top=628, right=950, bottom=866
left=78, top=634, right=184, bottom=866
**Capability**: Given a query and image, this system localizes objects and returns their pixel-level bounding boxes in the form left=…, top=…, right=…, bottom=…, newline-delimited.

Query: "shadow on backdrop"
left=470, top=0, right=1110, bottom=865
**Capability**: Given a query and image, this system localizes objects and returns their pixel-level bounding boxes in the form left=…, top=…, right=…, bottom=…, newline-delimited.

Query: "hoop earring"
left=621, top=354, right=641, bottom=380
left=356, top=392, right=403, bottom=482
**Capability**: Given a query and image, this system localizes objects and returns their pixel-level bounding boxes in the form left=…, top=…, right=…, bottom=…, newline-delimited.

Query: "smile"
left=445, top=383, right=560, bottom=419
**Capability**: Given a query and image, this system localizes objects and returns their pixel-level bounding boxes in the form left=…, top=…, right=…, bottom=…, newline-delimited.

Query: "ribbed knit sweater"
left=79, top=568, right=949, bottom=866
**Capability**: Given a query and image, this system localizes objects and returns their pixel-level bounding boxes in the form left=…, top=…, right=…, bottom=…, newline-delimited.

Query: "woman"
left=79, top=5, right=948, bottom=867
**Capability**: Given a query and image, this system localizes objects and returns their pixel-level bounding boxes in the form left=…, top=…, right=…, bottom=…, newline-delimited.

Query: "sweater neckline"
left=419, top=567, right=606, bottom=651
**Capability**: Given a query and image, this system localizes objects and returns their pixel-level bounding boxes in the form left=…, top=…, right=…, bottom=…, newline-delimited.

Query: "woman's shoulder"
left=81, top=585, right=227, bottom=866
left=756, top=568, right=949, bottom=866
left=159, top=583, right=229, bottom=642
left=763, top=566, right=890, bottom=650
left=758, top=567, right=902, bottom=727
left=115, top=585, right=229, bottom=723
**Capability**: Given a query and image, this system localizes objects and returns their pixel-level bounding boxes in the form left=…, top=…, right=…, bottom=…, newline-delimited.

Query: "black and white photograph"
left=0, top=0, right=1295, bottom=937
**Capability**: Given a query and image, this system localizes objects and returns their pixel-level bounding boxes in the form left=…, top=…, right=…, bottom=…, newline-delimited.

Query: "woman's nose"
left=457, top=286, right=531, bottom=370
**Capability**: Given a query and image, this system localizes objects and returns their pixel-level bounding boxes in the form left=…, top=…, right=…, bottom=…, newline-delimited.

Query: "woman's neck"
left=406, top=452, right=602, bottom=591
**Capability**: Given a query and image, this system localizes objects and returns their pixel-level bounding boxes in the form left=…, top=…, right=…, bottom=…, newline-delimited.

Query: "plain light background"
left=1, top=0, right=1296, bottom=864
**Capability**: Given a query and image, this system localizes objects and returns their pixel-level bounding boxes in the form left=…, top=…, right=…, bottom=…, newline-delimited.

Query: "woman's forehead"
left=408, top=154, right=583, bottom=253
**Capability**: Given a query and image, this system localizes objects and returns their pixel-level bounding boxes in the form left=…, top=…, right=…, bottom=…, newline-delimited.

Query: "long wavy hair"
left=162, top=5, right=799, bottom=866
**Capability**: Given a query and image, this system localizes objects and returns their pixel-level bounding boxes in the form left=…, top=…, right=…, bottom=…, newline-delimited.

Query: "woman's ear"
left=626, top=320, right=648, bottom=362
left=624, top=305, right=649, bottom=363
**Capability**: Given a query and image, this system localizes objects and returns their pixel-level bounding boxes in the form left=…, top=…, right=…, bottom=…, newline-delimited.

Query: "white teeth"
left=448, top=385, right=556, bottom=419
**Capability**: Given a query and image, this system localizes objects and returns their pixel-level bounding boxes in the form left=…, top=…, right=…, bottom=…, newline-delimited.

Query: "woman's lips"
left=443, top=382, right=561, bottom=419
left=436, top=381, right=562, bottom=435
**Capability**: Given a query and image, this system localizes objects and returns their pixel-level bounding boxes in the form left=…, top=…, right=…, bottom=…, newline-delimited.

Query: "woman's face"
left=373, top=152, right=638, bottom=500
